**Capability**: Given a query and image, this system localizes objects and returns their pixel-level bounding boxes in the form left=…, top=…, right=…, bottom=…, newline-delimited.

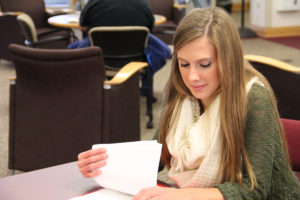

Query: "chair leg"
left=10, top=169, right=15, bottom=175
left=146, top=67, right=153, bottom=129
left=69, top=28, right=79, bottom=42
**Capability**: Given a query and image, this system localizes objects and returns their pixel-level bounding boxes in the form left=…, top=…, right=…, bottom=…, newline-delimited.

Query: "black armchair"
left=89, top=26, right=154, bottom=128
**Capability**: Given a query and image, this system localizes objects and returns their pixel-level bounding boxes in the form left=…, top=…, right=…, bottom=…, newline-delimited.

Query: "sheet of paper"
left=92, top=140, right=162, bottom=195
left=70, top=188, right=132, bottom=200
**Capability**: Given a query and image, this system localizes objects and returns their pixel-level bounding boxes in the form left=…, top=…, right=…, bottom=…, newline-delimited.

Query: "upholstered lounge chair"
left=0, top=12, right=23, bottom=61
left=149, top=0, right=183, bottom=45
left=16, top=13, right=72, bottom=48
left=281, top=118, right=300, bottom=181
left=0, top=0, right=73, bottom=61
left=8, top=44, right=147, bottom=172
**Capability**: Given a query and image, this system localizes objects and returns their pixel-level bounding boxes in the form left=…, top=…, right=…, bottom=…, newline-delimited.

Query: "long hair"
left=159, top=7, right=289, bottom=190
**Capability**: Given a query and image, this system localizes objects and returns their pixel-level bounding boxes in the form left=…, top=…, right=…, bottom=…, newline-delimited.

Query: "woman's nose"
left=188, top=66, right=200, bottom=81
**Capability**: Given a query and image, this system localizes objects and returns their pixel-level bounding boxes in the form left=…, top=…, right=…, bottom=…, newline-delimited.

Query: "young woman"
left=77, top=8, right=300, bottom=199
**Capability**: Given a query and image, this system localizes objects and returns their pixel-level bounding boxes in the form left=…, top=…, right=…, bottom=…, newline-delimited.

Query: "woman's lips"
left=192, top=84, right=207, bottom=90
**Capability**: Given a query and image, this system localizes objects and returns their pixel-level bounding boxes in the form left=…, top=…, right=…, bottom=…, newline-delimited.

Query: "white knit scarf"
left=166, top=77, right=262, bottom=188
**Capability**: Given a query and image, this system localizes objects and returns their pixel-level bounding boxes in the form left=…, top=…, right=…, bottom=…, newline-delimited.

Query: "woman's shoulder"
left=246, top=83, right=277, bottom=122
left=247, top=83, right=273, bottom=106
left=248, top=82, right=269, bottom=95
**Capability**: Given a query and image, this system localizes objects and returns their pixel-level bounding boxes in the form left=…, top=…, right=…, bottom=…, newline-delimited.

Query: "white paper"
left=92, top=140, right=162, bottom=195
left=70, top=188, right=132, bottom=200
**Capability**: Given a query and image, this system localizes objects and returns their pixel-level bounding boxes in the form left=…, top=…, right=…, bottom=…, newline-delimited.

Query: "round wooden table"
left=48, top=12, right=166, bottom=29
left=154, top=14, right=167, bottom=25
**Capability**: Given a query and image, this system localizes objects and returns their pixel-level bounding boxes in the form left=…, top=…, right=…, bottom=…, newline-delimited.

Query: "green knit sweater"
left=215, top=84, right=300, bottom=199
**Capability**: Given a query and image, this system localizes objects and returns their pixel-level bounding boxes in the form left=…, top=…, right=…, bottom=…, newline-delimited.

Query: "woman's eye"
left=200, top=62, right=211, bottom=68
left=180, top=63, right=189, bottom=67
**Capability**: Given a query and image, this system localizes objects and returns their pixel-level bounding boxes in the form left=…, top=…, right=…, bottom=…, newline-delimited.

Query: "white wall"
left=250, top=0, right=300, bottom=28
left=271, top=0, right=300, bottom=27
left=250, top=0, right=268, bottom=27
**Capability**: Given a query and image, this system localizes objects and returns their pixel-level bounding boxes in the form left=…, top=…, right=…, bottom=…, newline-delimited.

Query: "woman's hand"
left=133, top=186, right=191, bottom=200
left=133, top=186, right=225, bottom=200
left=77, top=148, right=108, bottom=178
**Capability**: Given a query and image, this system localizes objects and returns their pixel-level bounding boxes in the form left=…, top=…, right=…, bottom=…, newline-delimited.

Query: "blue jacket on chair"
left=144, top=33, right=171, bottom=77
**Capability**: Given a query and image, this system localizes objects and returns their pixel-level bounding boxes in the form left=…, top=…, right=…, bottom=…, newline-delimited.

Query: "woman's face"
left=177, top=36, right=220, bottom=107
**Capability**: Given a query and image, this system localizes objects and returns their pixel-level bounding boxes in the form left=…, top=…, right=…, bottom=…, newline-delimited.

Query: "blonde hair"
left=159, top=8, right=289, bottom=190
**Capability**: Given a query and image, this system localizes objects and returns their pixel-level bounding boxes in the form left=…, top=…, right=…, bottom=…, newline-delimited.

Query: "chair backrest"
left=0, top=14, right=23, bottom=61
left=245, top=54, right=300, bottom=120
left=149, top=0, right=174, bottom=20
left=0, top=0, right=48, bottom=28
left=17, top=13, right=37, bottom=45
left=17, top=13, right=72, bottom=49
left=8, top=44, right=106, bottom=171
left=148, top=0, right=182, bottom=45
left=281, top=118, right=300, bottom=172
left=89, top=26, right=149, bottom=70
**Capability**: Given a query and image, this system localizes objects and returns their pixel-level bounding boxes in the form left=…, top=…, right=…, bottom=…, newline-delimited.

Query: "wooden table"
left=154, top=14, right=167, bottom=25
left=48, top=13, right=167, bottom=29
left=48, top=12, right=81, bottom=28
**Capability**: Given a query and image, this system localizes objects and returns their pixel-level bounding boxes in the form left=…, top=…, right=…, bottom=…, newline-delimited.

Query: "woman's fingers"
left=133, top=187, right=161, bottom=200
left=78, top=148, right=107, bottom=161
left=80, top=160, right=107, bottom=178
left=77, top=148, right=108, bottom=178
left=78, top=148, right=107, bottom=167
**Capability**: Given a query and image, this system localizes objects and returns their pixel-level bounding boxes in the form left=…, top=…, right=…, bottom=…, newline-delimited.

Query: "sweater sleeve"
left=215, top=84, right=280, bottom=199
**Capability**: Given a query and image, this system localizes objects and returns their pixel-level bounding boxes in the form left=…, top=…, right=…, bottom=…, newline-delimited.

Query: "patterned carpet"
left=0, top=60, right=15, bottom=177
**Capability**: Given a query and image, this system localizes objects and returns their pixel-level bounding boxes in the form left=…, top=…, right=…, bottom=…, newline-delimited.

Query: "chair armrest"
left=37, top=29, right=69, bottom=38
left=173, top=3, right=187, bottom=9
left=154, top=29, right=175, bottom=35
left=33, top=35, right=70, bottom=47
left=8, top=77, right=16, bottom=85
left=245, top=54, right=300, bottom=74
left=104, top=62, right=148, bottom=86
left=37, top=28, right=78, bottom=42
left=0, top=11, right=24, bottom=16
